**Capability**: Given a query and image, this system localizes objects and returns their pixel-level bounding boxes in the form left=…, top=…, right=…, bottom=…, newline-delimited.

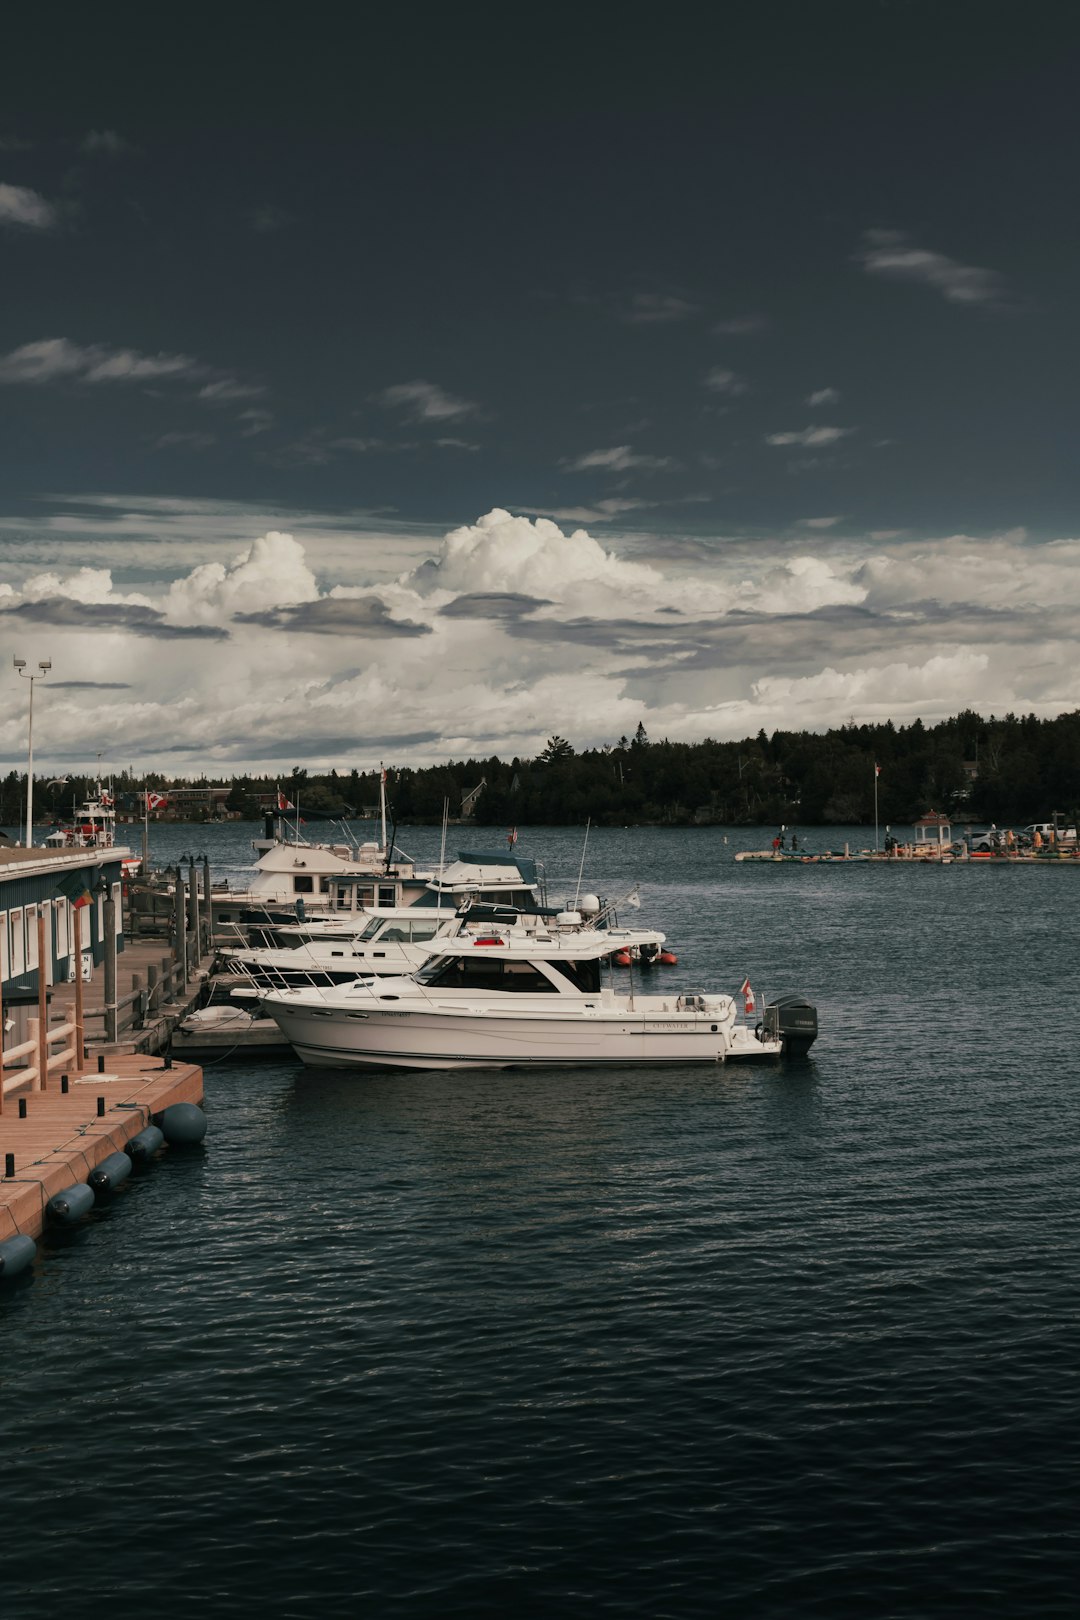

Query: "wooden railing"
left=1, top=1016, right=79, bottom=1104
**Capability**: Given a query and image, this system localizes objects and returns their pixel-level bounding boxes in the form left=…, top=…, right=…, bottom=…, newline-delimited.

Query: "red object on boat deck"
left=659, top=950, right=678, bottom=965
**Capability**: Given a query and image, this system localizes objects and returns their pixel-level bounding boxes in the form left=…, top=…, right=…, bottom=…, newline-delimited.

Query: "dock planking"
left=0, top=1055, right=204, bottom=1244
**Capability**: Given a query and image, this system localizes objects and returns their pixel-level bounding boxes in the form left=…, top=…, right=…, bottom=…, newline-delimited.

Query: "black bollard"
left=61, top=1074, right=69, bottom=1093
left=18, top=1098, right=27, bottom=1119
left=97, top=1054, right=105, bottom=1073
left=4, top=1153, right=13, bottom=1178
left=97, top=1096, right=106, bottom=1118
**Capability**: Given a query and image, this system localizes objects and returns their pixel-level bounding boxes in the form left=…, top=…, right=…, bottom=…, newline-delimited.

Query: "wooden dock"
left=0, top=1054, right=204, bottom=1245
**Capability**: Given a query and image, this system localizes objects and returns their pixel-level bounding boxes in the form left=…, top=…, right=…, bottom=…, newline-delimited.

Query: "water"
left=4, top=824, right=1079, bottom=1617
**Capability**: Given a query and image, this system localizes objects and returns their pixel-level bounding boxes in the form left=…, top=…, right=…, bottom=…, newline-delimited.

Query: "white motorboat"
left=217, top=903, right=470, bottom=988
left=260, top=913, right=819, bottom=1071
left=214, top=844, right=548, bottom=944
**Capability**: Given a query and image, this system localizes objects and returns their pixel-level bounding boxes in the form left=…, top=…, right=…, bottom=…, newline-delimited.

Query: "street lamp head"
left=38, top=660, right=51, bottom=673
left=13, top=657, right=26, bottom=670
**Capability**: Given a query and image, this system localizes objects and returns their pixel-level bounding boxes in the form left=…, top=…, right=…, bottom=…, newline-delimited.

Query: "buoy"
left=0, top=1233, right=36, bottom=1279
left=88, top=1151, right=133, bottom=1194
left=659, top=950, right=678, bottom=965
left=46, top=1182, right=95, bottom=1225
left=613, top=950, right=632, bottom=967
left=159, top=1102, right=207, bottom=1145
left=125, top=1124, right=165, bottom=1163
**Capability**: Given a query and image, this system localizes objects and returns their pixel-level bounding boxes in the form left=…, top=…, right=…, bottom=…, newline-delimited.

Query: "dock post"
left=147, top=961, right=160, bottom=1015
left=188, top=858, right=201, bottom=967
left=0, top=976, right=4, bottom=1115
left=174, top=873, right=188, bottom=989
left=73, top=942, right=86, bottom=1071
left=37, top=911, right=49, bottom=1090
left=131, top=972, right=145, bottom=1030
left=104, top=887, right=118, bottom=1043
left=202, top=854, right=212, bottom=954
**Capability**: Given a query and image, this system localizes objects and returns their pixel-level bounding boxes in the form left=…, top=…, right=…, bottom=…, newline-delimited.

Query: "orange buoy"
left=613, top=950, right=632, bottom=966
left=659, top=950, right=678, bottom=965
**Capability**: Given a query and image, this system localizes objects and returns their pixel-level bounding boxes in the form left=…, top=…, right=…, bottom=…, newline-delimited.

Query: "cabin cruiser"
left=213, top=842, right=548, bottom=943
left=211, top=810, right=546, bottom=921
left=216, top=903, right=472, bottom=988
left=260, top=912, right=818, bottom=1071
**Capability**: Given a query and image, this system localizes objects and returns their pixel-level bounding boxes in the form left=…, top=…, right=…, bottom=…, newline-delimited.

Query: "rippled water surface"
left=4, top=823, right=1080, bottom=1617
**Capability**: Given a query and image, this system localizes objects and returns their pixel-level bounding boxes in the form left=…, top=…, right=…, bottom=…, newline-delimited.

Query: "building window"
left=9, top=908, right=25, bottom=977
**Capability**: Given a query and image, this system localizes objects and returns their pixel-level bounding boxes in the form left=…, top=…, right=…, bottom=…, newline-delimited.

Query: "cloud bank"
left=1, top=507, right=1076, bottom=771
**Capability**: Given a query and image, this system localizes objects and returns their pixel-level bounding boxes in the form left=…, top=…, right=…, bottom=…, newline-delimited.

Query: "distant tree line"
left=3, top=709, right=1079, bottom=830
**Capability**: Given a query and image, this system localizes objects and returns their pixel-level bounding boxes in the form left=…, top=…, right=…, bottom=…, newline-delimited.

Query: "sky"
left=2, top=3, right=1079, bottom=775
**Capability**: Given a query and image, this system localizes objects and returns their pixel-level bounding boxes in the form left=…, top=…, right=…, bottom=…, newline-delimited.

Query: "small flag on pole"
left=146, top=790, right=168, bottom=810
left=56, top=869, right=93, bottom=910
left=277, top=787, right=295, bottom=811
left=507, top=826, right=518, bottom=848
left=874, top=763, right=881, bottom=777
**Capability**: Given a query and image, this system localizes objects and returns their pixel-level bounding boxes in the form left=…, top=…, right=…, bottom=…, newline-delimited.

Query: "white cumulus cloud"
left=164, top=531, right=319, bottom=625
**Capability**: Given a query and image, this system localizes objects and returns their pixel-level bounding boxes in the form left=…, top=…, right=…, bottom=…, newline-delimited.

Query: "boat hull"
left=265, top=1000, right=783, bottom=1071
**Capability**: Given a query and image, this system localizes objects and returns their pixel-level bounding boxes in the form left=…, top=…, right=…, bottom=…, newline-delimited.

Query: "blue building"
left=1, top=846, right=126, bottom=1052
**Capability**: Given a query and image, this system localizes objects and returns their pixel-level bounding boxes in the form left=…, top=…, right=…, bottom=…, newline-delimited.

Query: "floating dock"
left=0, top=1054, right=204, bottom=1247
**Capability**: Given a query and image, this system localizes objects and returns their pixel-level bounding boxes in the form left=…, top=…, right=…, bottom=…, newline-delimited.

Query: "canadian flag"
left=146, top=791, right=168, bottom=811
left=739, top=977, right=755, bottom=1014
left=277, top=788, right=295, bottom=811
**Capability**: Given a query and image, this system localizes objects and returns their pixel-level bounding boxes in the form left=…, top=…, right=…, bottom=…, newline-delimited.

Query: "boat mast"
left=573, top=817, right=592, bottom=909
left=436, top=797, right=449, bottom=920
left=379, top=764, right=387, bottom=852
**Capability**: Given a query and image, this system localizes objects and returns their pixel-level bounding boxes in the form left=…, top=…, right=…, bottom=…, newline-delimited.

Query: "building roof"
left=0, top=845, right=123, bottom=883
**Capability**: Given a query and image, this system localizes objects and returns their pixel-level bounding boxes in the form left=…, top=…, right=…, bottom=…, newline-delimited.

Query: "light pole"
left=13, top=656, right=51, bottom=847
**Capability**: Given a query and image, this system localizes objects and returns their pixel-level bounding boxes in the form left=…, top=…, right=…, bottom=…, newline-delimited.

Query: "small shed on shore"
left=915, top=810, right=952, bottom=848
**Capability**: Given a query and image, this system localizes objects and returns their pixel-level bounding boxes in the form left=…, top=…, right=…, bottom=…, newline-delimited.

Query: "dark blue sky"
left=4, top=2, right=1080, bottom=538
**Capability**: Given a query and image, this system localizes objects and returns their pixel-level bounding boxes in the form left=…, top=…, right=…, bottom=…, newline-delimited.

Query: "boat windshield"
left=414, top=955, right=560, bottom=992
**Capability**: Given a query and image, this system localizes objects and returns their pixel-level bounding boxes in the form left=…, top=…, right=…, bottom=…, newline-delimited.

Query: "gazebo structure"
left=914, top=810, right=953, bottom=849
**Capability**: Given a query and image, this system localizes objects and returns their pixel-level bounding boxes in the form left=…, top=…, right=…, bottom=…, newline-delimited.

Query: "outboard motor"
left=762, top=994, right=818, bottom=1058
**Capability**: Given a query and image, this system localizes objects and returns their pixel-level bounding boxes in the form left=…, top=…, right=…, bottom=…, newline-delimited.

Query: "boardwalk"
left=0, top=1054, right=204, bottom=1244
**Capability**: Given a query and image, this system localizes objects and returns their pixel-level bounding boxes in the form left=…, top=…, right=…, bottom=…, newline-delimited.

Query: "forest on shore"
left=4, top=709, right=1079, bottom=830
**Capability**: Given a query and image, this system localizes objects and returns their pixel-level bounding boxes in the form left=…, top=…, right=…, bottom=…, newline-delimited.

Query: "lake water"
left=3, top=822, right=1079, bottom=1617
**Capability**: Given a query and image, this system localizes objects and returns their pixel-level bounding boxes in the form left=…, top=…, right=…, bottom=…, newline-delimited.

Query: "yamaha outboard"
left=762, top=994, right=818, bottom=1058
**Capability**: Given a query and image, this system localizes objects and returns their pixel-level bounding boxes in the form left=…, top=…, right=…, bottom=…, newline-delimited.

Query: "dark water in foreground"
left=3, top=824, right=1080, bottom=1617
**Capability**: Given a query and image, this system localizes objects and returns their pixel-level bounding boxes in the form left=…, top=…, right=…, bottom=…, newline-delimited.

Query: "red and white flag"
left=507, top=826, right=518, bottom=848
left=874, top=762, right=881, bottom=777
left=739, top=977, right=755, bottom=1013
left=146, top=790, right=168, bottom=811
left=277, top=787, right=295, bottom=811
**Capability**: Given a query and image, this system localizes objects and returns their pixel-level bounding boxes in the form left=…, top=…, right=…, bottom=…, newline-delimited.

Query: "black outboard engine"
left=762, top=994, right=818, bottom=1058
